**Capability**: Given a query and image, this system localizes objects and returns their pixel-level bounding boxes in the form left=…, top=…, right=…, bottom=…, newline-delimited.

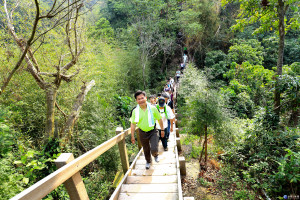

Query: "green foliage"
left=221, top=0, right=300, bottom=35
left=224, top=62, right=274, bottom=106
left=228, top=39, right=264, bottom=65
left=224, top=109, right=300, bottom=198
left=197, top=177, right=212, bottom=187
left=178, top=64, right=234, bottom=145
left=233, top=190, right=255, bottom=200
left=272, top=149, right=300, bottom=191
left=204, top=50, right=229, bottom=81
left=89, top=17, right=115, bottom=40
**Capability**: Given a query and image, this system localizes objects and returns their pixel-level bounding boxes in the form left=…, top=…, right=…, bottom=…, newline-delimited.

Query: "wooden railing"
left=11, top=84, right=187, bottom=200
left=11, top=127, right=140, bottom=200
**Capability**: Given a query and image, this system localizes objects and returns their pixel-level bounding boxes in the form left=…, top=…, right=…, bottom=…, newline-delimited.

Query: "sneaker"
left=154, top=156, right=160, bottom=163
left=145, top=162, right=151, bottom=169
left=164, top=147, right=168, bottom=151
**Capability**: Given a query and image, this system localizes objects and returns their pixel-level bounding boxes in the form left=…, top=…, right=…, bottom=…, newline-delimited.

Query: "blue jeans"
left=166, top=120, right=171, bottom=139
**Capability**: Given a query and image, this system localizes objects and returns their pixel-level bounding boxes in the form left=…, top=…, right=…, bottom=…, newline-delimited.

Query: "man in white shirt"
left=156, top=97, right=175, bottom=151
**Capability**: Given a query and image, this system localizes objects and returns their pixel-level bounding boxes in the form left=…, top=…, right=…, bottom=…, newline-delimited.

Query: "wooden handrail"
left=11, top=128, right=132, bottom=200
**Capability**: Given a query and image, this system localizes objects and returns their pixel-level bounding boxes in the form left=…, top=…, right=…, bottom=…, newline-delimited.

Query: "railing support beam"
left=116, top=127, right=129, bottom=174
left=176, top=137, right=182, bottom=152
left=55, top=153, right=89, bottom=200
left=179, top=156, right=186, bottom=176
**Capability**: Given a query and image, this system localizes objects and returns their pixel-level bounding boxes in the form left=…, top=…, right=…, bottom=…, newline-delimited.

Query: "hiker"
left=161, top=92, right=174, bottom=140
left=183, top=54, right=188, bottom=64
left=169, top=77, right=174, bottom=89
left=176, top=69, right=181, bottom=82
left=180, top=63, right=185, bottom=71
left=183, top=47, right=188, bottom=55
left=164, top=84, right=169, bottom=92
left=167, top=89, right=174, bottom=114
left=156, top=97, right=175, bottom=151
left=156, top=93, right=162, bottom=104
left=130, top=90, right=164, bottom=169
left=149, top=95, right=156, bottom=106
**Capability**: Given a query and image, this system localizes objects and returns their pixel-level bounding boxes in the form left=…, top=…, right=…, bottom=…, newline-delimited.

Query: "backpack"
left=156, top=104, right=169, bottom=119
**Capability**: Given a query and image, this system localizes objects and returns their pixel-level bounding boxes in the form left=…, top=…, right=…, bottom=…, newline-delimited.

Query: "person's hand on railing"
left=131, top=136, right=135, bottom=144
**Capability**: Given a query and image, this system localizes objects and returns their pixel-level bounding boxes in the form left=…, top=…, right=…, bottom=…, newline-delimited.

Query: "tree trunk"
left=274, top=0, right=285, bottom=117
left=61, top=80, right=95, bottom=143
left=142, top=63, right=146, bottom=90
left=204, top=125, right=208, bottom=164
left=288, top=99, right=299, bottom=127
left=199, top=136, right=205, bottom=163
left=161, top=51, right=167, bottom=73
left=45, top=85, right=58, bottom=140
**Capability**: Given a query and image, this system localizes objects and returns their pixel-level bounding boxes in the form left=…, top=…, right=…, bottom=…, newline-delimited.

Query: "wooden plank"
left=126, top=175, right=177, bottom=184
left=12, top=128, right=132, bottom=200
left=136, top=158, right=176, bottom=165
left=121, top=183, right=178, bottom=193
left=179, top=157, right=186, bottom=176
left=141, top=150, right=175, bottom=156
left=175, top=147, right=183, bottom=200
left=116, top=127, right=129, bottom=174
left=176, top=138, right=182, bottom=151
left=55, top=153, right=89, bottom=200
left=118, top=193, right=178, bottom=200
left=134, top=163, right=176, bottom=170
left=138, top=155, right=176, bottom=160
left=109, top=148, right=143, bottom=200
left=131, top=168, right=177, bottom=176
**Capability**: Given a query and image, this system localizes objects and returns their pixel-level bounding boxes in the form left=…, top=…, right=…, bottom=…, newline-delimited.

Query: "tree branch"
left=61, top=80, right=95, bottom=139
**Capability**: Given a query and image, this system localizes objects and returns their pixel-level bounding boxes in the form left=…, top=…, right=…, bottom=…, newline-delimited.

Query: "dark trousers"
left=167, top=120, right=171, bottom=139
left=139, top=129, right=159, bottom=163
left=159, top=128, right=168, bottom=149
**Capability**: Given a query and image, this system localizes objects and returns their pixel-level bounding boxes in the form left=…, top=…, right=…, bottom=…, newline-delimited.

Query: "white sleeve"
left=166, top=106, right=175, bottom=119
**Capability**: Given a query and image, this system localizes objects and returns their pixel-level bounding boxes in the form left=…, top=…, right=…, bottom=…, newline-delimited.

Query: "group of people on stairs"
left=130, top=55, right=188, bottom=170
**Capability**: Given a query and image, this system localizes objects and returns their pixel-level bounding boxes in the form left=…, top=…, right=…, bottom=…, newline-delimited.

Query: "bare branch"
left=62, top=47, right=84, bottom=72
left=55, top=101, right=68, bottom=120
left=61, top=80, right=95, bottom=138
left=1, top=0, right=41, bottom=95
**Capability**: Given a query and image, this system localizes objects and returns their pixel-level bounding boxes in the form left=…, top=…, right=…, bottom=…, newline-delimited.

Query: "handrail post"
left=116, top=127, right=129, bottom=174
left=136, top=128, right=142, bottom=150
left=179, top=156, right=186, bottom=176
left=176, top=137, right=182, bottom=152
left=55, top=153, right=89, bottom=200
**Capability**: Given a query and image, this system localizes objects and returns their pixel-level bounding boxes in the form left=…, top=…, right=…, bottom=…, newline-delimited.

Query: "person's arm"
left=131, top=123, right=136, bottom=144
left=158, top=119, right=164, bottom=137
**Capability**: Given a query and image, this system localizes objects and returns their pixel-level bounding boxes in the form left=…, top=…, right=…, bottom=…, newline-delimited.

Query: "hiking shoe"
left=145, top=162, right=151, bottom=169
left=154, top=156, right=160, bottom=163
left=164, top=147, right=168, bottom=151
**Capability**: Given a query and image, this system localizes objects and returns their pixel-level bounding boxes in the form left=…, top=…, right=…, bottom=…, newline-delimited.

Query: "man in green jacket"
left=130, top=90, right=164, bottom=169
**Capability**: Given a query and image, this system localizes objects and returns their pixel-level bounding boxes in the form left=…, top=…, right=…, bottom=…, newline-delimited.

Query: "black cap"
left=158, top=97, right=165, bottom=107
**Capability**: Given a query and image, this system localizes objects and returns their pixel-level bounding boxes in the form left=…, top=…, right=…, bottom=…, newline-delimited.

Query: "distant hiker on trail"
left=130, top=90, right=164, bottom=169
left=164, top=84, right=169, bottom=92
left=162, top=92, right=174, bottom=138
left=176, top=69, right=181, bottom=82
left=156, top=97, right=175, bottom=151
left=149, top=95, right=156, bottom=106
left=180, top=63, right=185, bottom=71
left=156, top=93, right=162, bottom=103
left=183, top=47, right=188, bottom=55
left=169, top=77, right=174, bottom=89
left=183, top=54, right=188, bottom=64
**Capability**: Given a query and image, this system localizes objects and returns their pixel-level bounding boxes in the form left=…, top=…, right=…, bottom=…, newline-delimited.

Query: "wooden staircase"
left=110, top=125, right=183, bottom=200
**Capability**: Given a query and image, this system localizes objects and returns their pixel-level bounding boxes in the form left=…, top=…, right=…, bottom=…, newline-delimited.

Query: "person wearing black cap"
left=156, top=96, right=175, bottom=151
